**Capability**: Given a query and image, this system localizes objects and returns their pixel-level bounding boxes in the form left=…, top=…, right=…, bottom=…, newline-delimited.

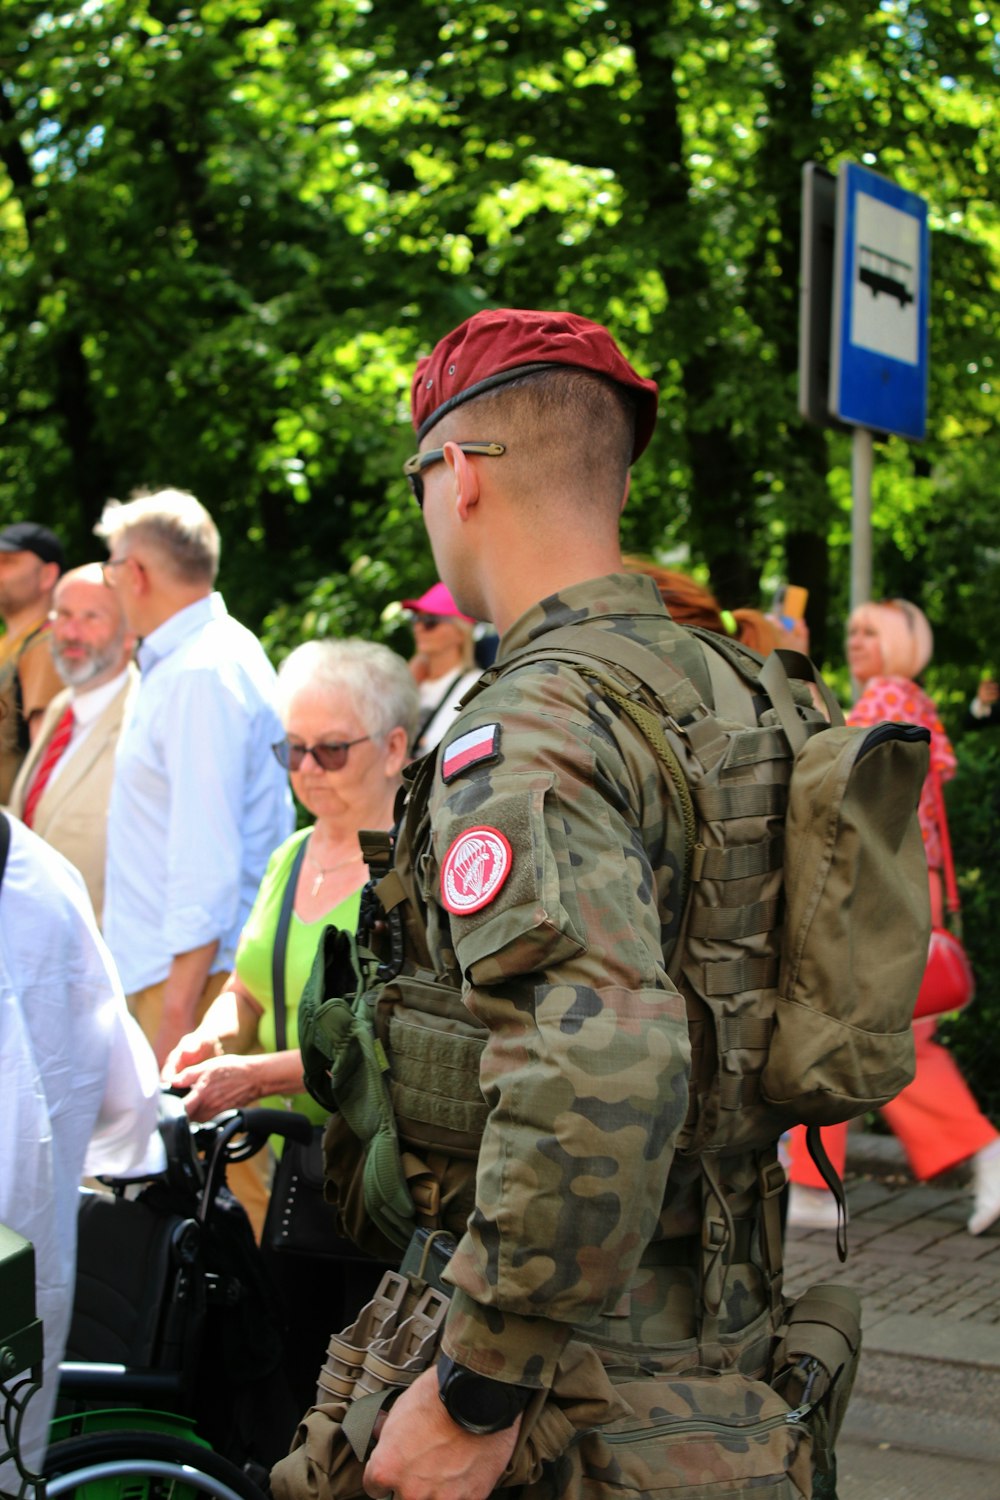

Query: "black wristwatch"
left=437, top=1354, right=533, bottom=1435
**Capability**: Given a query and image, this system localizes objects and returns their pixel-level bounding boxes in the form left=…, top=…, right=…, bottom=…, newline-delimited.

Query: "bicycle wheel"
left=44, top=1430, right=268, bottom=1500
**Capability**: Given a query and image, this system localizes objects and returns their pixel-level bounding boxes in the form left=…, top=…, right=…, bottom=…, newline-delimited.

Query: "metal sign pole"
left=851, top=426, right=874, bottom=614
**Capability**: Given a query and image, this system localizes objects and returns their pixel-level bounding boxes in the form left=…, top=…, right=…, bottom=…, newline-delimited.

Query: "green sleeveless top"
left=234, top=827, right=362, bottom=1122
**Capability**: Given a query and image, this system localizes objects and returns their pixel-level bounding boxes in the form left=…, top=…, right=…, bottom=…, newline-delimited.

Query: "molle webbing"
left=482, top=619, right=795, bottom=1159
left=387, top=999, right=489, bottom=1149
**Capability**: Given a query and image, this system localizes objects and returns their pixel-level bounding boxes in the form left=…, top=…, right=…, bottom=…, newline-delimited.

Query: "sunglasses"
left=408, top=613, right=449, bottom=629
left=271, top=736, right=371, bottom=772
left=402, top=441, right=506, bottom=508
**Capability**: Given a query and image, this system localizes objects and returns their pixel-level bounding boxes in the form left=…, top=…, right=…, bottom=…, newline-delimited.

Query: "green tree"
left=0, top=0, right=996, bottom=665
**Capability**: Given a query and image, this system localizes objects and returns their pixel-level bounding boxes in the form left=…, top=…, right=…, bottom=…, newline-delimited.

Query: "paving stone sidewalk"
left=784, top=1133, right=1000, bottom=1488
left=784, top=1139, right=1000, bottom=1366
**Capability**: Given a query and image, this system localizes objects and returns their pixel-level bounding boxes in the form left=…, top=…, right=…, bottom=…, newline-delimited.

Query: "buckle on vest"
left=760, top=1159, right=787, bottom=1199
left=360, top=828, right=394, bottom=878
left=409, top=1173, right=441, bottom=1225
left=702, top=1215, right=729, bottom=1253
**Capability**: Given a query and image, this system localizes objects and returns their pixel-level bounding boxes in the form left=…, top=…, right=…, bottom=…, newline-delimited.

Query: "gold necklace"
left=305, top=840, right=362, bottom=898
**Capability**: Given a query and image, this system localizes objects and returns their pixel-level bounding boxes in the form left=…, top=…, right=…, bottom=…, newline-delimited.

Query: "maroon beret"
left=411, top=308, right=658, bottom=461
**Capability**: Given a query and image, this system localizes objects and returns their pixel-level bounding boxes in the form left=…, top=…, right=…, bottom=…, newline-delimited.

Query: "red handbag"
left=913, top=766, right=975, bottom=1019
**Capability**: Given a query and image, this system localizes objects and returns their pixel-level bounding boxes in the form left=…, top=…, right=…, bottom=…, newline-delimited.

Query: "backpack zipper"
left=599, top=1404, right=812, bottom=1444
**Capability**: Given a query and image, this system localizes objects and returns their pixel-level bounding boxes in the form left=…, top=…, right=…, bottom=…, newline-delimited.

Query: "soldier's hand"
left=363, top=1366, right=521, bottom=1500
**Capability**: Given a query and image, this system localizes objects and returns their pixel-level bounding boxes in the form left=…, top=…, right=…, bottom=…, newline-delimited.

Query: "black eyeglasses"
left=402, top=441, right=506, bottom=508
left=407, top=613, right=448, bottom=629
left=271, top=736, right=371, bottom=772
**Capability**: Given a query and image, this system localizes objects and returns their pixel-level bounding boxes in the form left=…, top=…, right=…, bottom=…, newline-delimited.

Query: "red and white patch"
left=441, top=723, right=501, bottom=783
left=440, top=826, right=513, bottom=915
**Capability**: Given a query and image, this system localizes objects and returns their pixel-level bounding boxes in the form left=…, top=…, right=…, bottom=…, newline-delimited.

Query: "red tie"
left=22, top=704, right=75, bottom=829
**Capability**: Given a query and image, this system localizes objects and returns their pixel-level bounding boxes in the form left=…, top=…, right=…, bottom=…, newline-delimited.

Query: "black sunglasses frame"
left=403, top=441, right=506, bottom=508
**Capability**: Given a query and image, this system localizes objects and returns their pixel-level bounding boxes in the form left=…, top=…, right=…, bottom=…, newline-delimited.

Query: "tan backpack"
left=482, top=624, right=929, bottom=1144
left=299, top=623, right=930, bottom=1253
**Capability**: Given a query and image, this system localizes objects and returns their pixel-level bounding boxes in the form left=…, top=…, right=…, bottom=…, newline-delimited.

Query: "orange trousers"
left=787, top=1018, right=998, bottom=1187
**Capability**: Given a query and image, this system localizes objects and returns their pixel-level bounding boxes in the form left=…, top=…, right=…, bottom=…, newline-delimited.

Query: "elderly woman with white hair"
left=164, top=636, right=418, bottom=1138
left=165, top=638, right=418, bottom=1403
left=787, top=599, right=1000, bottom=1235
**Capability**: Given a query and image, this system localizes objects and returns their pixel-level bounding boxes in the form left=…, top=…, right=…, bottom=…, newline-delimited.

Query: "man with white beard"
left=7, top=562, right=137, bottom=924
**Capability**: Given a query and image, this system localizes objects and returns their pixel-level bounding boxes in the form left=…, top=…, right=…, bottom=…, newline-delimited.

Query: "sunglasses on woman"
left=271, top=736, right=371, bottom=772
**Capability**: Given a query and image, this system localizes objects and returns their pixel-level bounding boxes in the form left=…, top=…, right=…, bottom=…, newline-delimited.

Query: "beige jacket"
left=8, top=665, right=139, bottom=926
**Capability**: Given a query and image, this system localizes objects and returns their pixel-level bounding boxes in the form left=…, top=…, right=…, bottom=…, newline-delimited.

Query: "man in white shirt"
left=97, top=488, right=293, bottom=1066
left=8, top=562, right=139, bottom=924
left=0, top=812, right=163, bottom=1478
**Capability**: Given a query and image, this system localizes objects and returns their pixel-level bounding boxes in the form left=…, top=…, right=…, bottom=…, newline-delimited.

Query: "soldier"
left=341, top=309, right=796, bottom=1500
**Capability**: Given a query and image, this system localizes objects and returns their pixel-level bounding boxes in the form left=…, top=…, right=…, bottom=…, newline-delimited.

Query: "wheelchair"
left=2, top=1103, right=316, bottom=1500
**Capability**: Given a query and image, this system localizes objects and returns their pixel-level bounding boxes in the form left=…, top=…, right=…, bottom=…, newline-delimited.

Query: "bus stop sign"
left=829, top=162, right=930, bottom=440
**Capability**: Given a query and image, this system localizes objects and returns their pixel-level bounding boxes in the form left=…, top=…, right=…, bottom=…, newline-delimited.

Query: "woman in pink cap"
left=402, top=581, right=483, bottom=756
left=787, top=599, right=1000, bottom=1235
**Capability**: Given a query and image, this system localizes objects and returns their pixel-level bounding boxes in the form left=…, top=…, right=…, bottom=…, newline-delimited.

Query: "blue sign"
left=828, top=163, right=930, bottom=440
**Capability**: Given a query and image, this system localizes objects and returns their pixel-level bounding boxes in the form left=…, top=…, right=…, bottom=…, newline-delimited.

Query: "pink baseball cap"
left=400, top=582, right=474, bottom=623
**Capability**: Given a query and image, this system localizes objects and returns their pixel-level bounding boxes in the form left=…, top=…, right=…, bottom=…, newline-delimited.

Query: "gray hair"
left=95, top=488, right=220, bottom=586
left=277, top=638, right=419, bottom=746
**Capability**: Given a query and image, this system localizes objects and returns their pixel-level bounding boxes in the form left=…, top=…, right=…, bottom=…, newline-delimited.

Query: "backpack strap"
left=484, top=619, right=704, bottom=717
left=760, top=648, right=844, bottom=748
left=482, top=625, right=708, bottom=898
left=805, top=1123, right=850, bottom=1263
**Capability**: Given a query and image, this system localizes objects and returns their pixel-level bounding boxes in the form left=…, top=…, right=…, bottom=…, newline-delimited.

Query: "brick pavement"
left=784, top=1154, right=1000, bottom=1363
left=784, top=1143, right=1000, bottom=1480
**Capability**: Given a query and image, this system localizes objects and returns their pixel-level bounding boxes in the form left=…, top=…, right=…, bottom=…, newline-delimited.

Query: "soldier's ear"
left=443, top=441, right=481, bottom=522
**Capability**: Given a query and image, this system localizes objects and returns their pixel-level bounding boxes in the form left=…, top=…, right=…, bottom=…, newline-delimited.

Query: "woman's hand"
left=170, top=1053, right=263, bottom=1122
left=162, top=1031, right=222, bottom=1084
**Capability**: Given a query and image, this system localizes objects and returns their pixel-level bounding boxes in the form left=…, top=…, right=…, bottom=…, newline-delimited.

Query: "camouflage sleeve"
left=428, top=663, right=691, bottom=1387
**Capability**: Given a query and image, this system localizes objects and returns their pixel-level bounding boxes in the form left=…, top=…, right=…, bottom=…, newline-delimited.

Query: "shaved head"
left=432, top=367, right=637, bottom=516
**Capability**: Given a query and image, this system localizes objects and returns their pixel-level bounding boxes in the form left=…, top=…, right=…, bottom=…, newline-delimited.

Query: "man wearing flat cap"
left=275, top=311, right=798, bottom=1500
left=0, top=522, right=66, bottom=803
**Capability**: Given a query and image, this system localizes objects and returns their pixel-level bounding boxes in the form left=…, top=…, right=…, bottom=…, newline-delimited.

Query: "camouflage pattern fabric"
left=394, top=573, right=777, bottom=1389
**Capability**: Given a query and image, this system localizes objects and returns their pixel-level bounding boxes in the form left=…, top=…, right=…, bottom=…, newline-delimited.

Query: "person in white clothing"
left=96, top=489, right=293, bottom=1065
left=0, top=813, right=163, bottom=1480
left=402, top=581, right=482, bottom=757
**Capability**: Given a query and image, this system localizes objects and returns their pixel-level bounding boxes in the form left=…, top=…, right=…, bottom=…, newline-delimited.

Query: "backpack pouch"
left=538, top=1369, right=811, bottom=1499
left=763, top=723, right=930, bottom=1123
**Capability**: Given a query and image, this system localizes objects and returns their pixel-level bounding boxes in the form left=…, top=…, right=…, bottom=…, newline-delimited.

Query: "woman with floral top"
left=787, top=600, right=1000, bottom=1237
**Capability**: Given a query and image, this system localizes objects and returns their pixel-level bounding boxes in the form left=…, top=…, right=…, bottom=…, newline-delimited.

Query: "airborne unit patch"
left=440, top=826, right=513, bottom=914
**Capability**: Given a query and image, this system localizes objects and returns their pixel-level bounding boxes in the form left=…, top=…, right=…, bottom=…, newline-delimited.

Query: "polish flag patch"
left=441, top=723, right=501, bottom=783
left=441, top=826, right=513, bottom=914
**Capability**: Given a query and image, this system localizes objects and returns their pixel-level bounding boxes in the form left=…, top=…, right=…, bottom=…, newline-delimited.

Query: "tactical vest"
left=299, top=622, right=929, bottom=1272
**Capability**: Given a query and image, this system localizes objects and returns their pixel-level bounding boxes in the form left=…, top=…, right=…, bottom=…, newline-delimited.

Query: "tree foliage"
left=2, top=1, right=999, bottom=1103
left=0, top=0, right=997, bottom=674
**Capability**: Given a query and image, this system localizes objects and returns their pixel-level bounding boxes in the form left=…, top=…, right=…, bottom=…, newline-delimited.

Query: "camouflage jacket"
left=399, top=572, right=771, bottom=1389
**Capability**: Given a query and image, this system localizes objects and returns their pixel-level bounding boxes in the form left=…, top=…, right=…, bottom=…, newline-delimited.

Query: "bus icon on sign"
left=858, top=244, right=914, bottom=307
